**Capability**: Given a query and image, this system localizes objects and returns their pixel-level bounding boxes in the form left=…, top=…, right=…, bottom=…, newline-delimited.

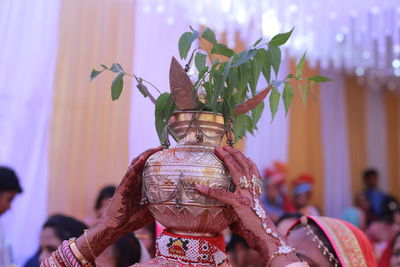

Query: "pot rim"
left=169, top=110, right=225, bottom=125
left=171, top=110, right=223, bottom=117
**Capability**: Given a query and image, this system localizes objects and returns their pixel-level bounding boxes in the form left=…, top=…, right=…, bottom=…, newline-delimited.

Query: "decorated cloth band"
left=156, top=230, right=228, bottom=266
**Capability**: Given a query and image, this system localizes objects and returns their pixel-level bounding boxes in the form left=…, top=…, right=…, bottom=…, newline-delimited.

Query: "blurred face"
left=265, top=184, right=280, bottom=202
left=287, top=227, right=333, bottom=267
left=294, top=192, right=311, bottom=208
left=0, top=191, right=18, bottom=215
left=391, top=236, right=400, bottom=267
left=365, top=175, right=378, bottom=188
left=355, top=194, right=370, bottom=211
left=39, top=227, right=62, bottom=262
left=96, top=197, right=112, bottom=218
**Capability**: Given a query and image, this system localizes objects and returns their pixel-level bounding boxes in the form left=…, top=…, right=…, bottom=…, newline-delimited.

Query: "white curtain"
left=320, top=70, right=352, bottom=218
left=365, top=89, right=389, bottom=191
left=129, top=3, right=193, bottom=157
left=0, top=0, right=60, bottom=264
left=245, top=61, right=290, bottom=172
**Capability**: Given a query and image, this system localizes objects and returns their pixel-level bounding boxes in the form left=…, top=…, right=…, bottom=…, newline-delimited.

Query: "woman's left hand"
left=196, top=146, right=300, bottom=266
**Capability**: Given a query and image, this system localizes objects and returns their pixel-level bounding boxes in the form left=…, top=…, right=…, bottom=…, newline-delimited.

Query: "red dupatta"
left=288, top=216, right=377, bottom=267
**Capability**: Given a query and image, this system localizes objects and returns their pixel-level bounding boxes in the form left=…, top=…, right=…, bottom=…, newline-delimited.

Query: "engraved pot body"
left=142, top=111, right=234, bottom=235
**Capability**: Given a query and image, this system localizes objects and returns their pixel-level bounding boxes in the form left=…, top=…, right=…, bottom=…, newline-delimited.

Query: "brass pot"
left=142, top=111, right=234, bottom=235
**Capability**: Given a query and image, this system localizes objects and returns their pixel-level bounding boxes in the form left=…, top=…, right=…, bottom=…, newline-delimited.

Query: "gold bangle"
left=68, top=238, right=93, bottom=266
left=84, top=229, right=97, bottom=261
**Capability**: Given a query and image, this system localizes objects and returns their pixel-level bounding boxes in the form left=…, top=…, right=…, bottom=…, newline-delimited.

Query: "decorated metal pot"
left=141, top=111, right=234, bottom=235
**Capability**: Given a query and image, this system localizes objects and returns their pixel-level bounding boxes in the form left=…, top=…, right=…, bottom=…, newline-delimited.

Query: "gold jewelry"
left=68, top=238, right=93, bottom=266
left=84, top=229, right=97, bottom=261
left=267, top=248, right=297, bottom=267
left=238, top=176, right=249, bottom=188
left=251, top=174, right=263, bottom=194
left=300, top=217, right=340, bottom=267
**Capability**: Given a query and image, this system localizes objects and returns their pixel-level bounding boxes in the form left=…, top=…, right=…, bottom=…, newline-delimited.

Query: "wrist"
left=76, top=223, right=117, bottom=262
left=262, top=237, right=299, bottom=267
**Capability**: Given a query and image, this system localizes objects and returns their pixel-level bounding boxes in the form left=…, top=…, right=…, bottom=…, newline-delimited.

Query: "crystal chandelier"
left=140, top=0, right=400, bottom=82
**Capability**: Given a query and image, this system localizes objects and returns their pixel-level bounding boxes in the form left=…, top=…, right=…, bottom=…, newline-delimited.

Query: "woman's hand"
left=196, top=146, right=299, bottom=266
left=76, top=147, right=162, bottom=262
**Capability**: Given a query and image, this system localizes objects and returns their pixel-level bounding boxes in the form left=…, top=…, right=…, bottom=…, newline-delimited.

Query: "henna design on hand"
left=75, top=147, right=162, bottom=263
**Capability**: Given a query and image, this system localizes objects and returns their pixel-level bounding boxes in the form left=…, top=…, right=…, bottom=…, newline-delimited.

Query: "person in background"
left=24, top=215, right=87, bottom=267
left=276, top=213, right=302, bottom=236
left=25, top=215, right=143, bottom=267
left=0, top=166, right=23, bottom=267
left=85, top=185, right=151, bottom=262
left=378, top=231, right=400, bottom=267
left=226, top=234, right=263, bottom=267
left=366, top=197, right=399, bottom=260
left=362, top=168, right=389, bottom=220
left=135, top=222, right=155, bottom=258
left=342, top=193, right=369, bottom=230
left=292, top=174, right=320, bottom=216
left=261, top=162, right=295, bottom=222
left=84, top=185, right=116, bottom=226
left=95, top=232, right=142, bottom=267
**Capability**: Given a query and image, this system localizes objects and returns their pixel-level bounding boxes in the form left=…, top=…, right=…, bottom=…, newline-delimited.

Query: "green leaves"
left=195, top=52, right=207, bottom=72
left=308, top=75, right=332, bottom=82
left=90, top=69, right=103, bottom=81
left=232, top=49, right=257, bottom=67
left=201, top=27, right=217, bottom=45
left=155, top=93, right=176, bottom=143
left=178, top=31, right=199, bottom=60
left=211, top=43, right=234, bottom=57
left=296, top=51, right=307, bottom=78
left=110, top=63, right=124, bottom=73
left=111, top=72, right=124, bottom=100
left=268, top=45, right=281, bottom=77
left=269, top=87, right=280, bottom=122
left=269, top=28, right=294, bottom=47
left=255, top=49, right=271, bottom=85
left=282, top=82, right=294, bottom=115
left=232, top=114, right=247, bottom=142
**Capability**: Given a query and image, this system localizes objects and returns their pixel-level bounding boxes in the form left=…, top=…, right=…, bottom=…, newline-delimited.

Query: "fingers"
left=223, top=146, right=251, bottom=178
left=195, top=184, right=237, bottom=206
left=215, top=147, right=244, bottom=185
left=195, top=185, right=252, bottom=208
left=128, top=147, right=163, bottom=175
left=247, top=157, right=261, bottom=178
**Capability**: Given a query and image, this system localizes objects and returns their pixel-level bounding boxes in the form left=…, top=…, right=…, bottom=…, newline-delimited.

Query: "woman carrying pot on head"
left=41, top=147, right=376, bottom=267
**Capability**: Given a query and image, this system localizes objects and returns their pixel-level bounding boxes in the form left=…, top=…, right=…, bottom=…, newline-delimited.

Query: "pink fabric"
left=288, top=216, right=377, bottom=267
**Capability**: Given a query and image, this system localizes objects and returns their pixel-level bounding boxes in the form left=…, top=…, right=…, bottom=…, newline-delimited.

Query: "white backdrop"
left=0, top=0, right=60, bottom=264
left=129, top=3, right=198, bottom=157
left=320, top=70, right=352, bottom=218
left=366, top=89, right=389, bottom=191
left=245, top=61, right=290, bottom=173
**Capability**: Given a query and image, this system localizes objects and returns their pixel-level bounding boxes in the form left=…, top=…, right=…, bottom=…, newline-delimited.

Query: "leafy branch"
left=90, top=63, right=160, bottom=103
left=90, top=26, right=332, bottom=144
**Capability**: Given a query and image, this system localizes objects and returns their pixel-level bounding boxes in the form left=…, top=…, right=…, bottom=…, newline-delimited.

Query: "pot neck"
left=169, top=111, right=225, bottom=147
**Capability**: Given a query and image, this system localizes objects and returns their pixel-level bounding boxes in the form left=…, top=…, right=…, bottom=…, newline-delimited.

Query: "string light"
left=140, top=0, right=400, bottom=81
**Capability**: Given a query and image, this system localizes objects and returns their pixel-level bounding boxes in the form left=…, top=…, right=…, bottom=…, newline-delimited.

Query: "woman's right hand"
left=196, top=146, right=300, bottom=266
left=76, top=147, right=162, bottom=263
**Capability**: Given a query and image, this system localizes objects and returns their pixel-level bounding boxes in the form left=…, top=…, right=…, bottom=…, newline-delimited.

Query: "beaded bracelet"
left=247, top=174, right=296, bottom=266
